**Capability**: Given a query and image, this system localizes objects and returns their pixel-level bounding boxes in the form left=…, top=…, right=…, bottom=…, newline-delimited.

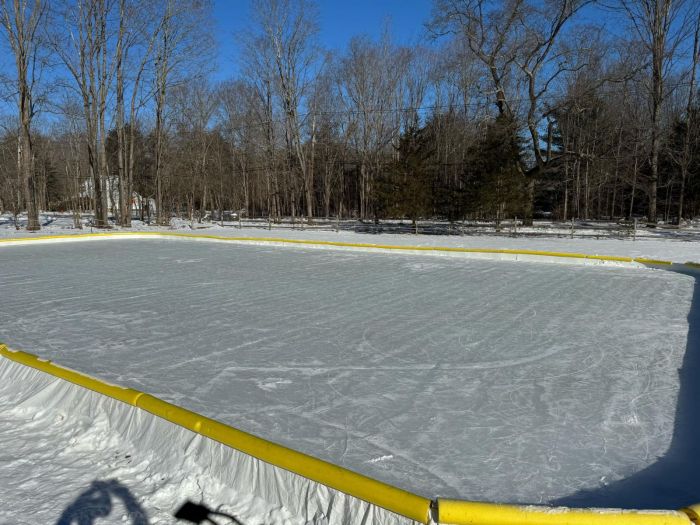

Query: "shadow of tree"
left=554, top=264, right=700, bottom=509
left=56, top=479, right=148, bottom=525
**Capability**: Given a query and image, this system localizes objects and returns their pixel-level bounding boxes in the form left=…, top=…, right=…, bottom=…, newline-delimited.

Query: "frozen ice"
left=0, top=238, right=694, bottom=510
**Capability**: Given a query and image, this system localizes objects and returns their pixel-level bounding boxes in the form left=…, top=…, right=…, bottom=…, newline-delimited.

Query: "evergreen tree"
left=376, top=126, right=436, bottom=230
left=463, top=116, right=524, bottom=223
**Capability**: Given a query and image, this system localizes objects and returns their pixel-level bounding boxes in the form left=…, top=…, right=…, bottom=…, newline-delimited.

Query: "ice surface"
left=0, top=239, right=694, bottom=507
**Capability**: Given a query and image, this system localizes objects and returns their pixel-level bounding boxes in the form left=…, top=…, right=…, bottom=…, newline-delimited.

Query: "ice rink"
left=0, top=238, right=694, bottom=505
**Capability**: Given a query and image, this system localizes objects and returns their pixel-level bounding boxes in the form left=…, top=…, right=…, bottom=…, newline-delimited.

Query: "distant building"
left=81, top=178, right=156, bottom=220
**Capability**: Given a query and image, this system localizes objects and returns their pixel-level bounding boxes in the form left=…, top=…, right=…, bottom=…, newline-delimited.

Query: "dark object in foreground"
left=174, top=501, right=244, bottom=524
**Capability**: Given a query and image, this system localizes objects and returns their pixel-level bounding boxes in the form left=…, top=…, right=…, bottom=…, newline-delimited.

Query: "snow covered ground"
left=2, top=211, right=700, bottom=263
left=0, top=237, right=696, bottom=523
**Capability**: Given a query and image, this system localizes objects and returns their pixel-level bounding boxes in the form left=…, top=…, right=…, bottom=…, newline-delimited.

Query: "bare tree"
left=247, top=0, right=321, bottom=221
left=1, top=0, right=47, bottom=230
left=170, top=78, right=218, bottom=222
left=114, top=0, right=163, bottom=226
left=621, top=0, right=695, bottom=223
left=152, top=0, right=172, bottom=225
left=669, top=8, right=700, bottom=224
left=239, top=37, right=282, bottom=220
left=114, top=0, right=126, bottom=225
left=218, top=79, right=264, bottom=216
left=515, top=1, right=595, bottom=222
left=51, top=0, right=118, bottom=228
left=338, top=31, right=408, bottom=219
left=431, top=0, right=594, bottom=224
left=152, top=0, right=213, bottom=224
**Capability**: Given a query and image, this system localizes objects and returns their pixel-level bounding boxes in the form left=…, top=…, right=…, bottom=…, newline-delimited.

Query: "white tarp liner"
left=0, top=357, right=422, bottom=525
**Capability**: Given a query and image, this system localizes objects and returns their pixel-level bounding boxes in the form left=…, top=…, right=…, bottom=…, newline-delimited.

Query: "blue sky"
left=211, top=0, right=434, bottom=78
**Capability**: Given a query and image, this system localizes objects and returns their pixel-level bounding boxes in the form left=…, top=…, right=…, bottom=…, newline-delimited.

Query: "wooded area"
left=2, top=0, right=700, bottom=230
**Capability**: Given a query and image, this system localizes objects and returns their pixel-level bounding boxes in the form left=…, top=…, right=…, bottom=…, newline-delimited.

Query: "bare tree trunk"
left=679, top=165, right=688, bottom=224
left=621, top=0, right=682, bottom=224
left=306, top=112, right=316, bottom=220
left=54, top=0, right=111, bottom=228
left=154, top=1, right=173, bottom=226
left=677, top=11, right=700, bottom=225
left=360, top=159, right=368, bottom=220
left=18, top=113, right=39, bottom=230
left=115, top=0, right=129, bottom=226
left=629, top=151, right=639, bottom=220
left=648, top=1, right=666, bottom=224
left=649, top=95, right=661, bottom=223
left=96, top=6, right=110, bottom=227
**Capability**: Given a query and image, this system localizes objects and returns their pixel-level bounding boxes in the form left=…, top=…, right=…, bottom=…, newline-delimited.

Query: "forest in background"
left=2, top=0, right=700, bottom=231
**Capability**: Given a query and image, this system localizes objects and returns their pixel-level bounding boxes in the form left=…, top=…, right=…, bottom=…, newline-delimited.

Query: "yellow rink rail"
left=0, top=230, right=680, bottom=266
left=1, top=344, right=698, bottom=524
left=437, top=499, right=697, bottom=525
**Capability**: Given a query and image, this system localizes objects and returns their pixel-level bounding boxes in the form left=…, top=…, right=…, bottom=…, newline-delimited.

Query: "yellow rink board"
left=0, top=230, right=676, bottom=265
left=437, top=499, right=696, bottom=525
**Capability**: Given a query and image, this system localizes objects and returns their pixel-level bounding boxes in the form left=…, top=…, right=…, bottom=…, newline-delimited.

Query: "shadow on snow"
left=55, top=479, right=148, bottom=525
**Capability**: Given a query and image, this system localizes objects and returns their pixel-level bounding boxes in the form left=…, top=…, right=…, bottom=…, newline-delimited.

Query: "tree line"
left=1, top=0, right=700, bottom=231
